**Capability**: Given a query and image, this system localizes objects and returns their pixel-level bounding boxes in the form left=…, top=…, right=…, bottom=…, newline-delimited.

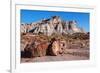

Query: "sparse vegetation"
left=20, top=15, right=89, bottom=62
left=21, top=32, right=89, bottom=61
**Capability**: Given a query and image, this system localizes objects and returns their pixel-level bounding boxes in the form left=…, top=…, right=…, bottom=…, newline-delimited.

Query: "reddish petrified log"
left=47, top=38, right=67, bottom=56
left=24, top=41, right=49, bottom=57
left=33, top=42, right=49, bottom=57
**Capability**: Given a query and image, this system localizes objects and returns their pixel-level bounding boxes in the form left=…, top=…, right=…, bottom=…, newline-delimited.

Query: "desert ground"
left=21, top=33, right=89, bottom=63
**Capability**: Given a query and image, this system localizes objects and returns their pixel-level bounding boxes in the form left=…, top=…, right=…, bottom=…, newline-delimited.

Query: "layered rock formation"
left=21, top=16, right=86, bottom=36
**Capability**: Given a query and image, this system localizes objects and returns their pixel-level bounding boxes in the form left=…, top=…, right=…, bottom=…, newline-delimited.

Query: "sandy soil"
left=21, top=34, right=89, bottom=63
left=21, top=53, right=89, bottom=63
left=21, top=47, right=89, bottom=63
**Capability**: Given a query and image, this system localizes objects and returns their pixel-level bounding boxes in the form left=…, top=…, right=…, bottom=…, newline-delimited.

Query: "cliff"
left=21, top=16, right=86, bottom=36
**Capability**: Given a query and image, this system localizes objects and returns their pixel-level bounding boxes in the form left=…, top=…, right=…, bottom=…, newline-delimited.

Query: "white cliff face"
left=68, top=20, right=83, bottom=33
left=56, top=23, right=63, bottom=34
left=21, top=16, right=86, bottom=36
left=52, top=16, right=59, bottom=24
left=47, top=23, right=54, bottom=36
left=21, top=24, right=26, bottom=33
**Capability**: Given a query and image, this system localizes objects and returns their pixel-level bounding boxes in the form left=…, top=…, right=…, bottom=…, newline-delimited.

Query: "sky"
left=20, top=9, right=90, bottom=32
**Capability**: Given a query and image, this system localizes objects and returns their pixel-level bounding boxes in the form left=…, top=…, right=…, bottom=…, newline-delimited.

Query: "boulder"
left=24, top=41, right=49, bottom=57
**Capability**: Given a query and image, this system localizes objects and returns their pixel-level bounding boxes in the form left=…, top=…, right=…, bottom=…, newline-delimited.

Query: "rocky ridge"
left=21, top=16, right=86, bottom=36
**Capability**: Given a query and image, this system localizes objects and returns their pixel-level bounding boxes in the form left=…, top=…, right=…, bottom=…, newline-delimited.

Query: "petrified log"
left=23, top=43, right=33, bottom=58
left=47, top=38, right=67, bottom=56
left=33, top=42, right=49, bottom=57
left=47, top=38, right=61, bottom=56
left=24, top=41, right=49, bottom=57
left=51, top=40, right=60, bottom=56
left=59, top=40, right=67, bottom=54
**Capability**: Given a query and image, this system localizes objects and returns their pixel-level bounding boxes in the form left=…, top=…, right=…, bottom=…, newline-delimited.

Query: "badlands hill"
left=21, top=16, right=86, bottom=36
left=20, top=16, right=89, bottom=62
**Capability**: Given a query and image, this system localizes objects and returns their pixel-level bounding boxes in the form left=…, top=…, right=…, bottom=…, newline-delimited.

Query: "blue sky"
left=21, top=9, right=90, bottom=32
